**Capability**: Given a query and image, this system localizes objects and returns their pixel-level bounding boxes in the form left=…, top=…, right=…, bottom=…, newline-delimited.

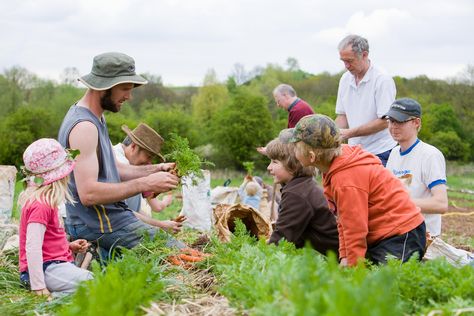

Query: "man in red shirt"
left=273, top=84, right=314, bottom=128
left=257, top=84, right=315, bottom=156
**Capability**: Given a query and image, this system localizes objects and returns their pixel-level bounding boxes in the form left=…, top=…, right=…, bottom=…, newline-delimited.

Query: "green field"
left=2, top=166, right=474, bottom=315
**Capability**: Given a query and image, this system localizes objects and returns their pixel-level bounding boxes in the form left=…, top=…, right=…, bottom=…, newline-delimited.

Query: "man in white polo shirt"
left=385, top=98, right=448, bottom=237
left=335, top=34, right=397, bottom=166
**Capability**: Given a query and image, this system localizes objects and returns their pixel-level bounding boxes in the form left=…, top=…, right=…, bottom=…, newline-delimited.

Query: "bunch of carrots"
left=168, top=248, right=211, bottom=269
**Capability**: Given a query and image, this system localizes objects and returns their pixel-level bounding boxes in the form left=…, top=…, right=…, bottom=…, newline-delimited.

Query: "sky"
left=1, top=0, right=473, bottom=86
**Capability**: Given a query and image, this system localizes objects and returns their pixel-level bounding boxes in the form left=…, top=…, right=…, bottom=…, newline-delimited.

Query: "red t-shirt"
left=19, top=200, right=73, bottom=272
left=288, top=98, right=315, bottom=128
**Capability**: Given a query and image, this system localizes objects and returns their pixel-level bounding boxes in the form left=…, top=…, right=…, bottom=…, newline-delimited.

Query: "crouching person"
left=266, top=130, right=339, bottom=256
left=288, top=114, right=426, bottom=266
left=19, top=139, right=93, bottom=297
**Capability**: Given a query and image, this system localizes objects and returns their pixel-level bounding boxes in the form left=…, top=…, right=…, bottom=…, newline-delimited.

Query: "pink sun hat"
left=23, top=138, right=76, bottom=186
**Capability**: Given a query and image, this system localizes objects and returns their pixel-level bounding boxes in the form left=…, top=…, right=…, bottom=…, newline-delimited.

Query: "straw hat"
left=121, top=123, right=165, bottom=162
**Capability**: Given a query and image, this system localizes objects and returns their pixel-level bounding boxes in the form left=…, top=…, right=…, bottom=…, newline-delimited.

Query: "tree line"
left=0, top=62, right=473, bottom=171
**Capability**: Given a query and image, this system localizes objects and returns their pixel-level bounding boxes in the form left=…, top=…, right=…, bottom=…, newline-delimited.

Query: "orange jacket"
left=323, top=145, right=424, bottom=266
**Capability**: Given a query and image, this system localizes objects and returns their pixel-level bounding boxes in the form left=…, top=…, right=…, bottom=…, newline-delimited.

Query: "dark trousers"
left=366, top=222, right=426, bottom=264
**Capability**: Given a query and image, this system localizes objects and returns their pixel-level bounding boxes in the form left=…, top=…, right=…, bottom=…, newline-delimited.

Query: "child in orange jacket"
left=288, top=114, right=426, bottom=266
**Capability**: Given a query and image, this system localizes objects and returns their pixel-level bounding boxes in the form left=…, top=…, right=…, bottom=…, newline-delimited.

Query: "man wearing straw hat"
left=114, top=123, right=184, bottom=233
left=58, top=52, right=185, bottom=254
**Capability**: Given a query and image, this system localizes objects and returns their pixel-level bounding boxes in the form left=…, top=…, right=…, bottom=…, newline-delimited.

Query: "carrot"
left=178, top=253, right=204, bottom=262
left=168, top=255, right=183, bottom=265
left=167, top=255, right=192, bottom=269
left=181, top=247, right=211, bottom=258
left=174, top=215, right=187, bottom=223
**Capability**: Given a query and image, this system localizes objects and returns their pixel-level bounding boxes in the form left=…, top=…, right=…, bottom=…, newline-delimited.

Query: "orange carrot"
left=178, top=253, right=204, bottom=262
left=167, top=255, right=193, bottom=268
left=181, top=248, right=211, bottom=257
left=174, top=215, right=187, bottom=223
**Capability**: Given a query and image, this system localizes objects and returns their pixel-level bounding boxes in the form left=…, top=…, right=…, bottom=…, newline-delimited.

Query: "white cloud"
left=0, top=0, right=472, bottom=85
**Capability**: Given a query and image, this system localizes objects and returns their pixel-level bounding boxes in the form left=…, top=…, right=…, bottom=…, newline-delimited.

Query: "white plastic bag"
left=424, top=237, right=474, bottom=267
left=180, top=170, right=212, bottom=231
left=0, top=165, right=17, bottom=224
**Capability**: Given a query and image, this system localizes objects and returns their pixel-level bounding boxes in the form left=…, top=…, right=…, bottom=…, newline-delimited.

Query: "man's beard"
left=100, top=89, right=119, bottom=113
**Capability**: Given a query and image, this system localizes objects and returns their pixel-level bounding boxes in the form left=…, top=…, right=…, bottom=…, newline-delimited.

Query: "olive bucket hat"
left=78, top=52, right=148, bottom=90
left=122, top=123, right=165, bottom=162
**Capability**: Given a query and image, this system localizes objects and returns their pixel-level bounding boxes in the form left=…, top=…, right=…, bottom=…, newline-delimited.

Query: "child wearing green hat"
left=288, top=114, right=426, bottom=266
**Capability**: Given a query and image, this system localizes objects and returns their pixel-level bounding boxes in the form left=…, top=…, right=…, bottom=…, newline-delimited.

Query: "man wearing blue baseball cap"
left=384, top=98, right=448, bottom=237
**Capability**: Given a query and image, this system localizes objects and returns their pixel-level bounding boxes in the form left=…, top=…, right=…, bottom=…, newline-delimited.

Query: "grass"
left=3, top=167, right=474, bottom=315
left=4, top=221, right=473, bottom=316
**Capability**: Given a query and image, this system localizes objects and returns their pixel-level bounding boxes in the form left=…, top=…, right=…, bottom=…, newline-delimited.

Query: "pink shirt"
left=19, top=200, right=73, bottom=272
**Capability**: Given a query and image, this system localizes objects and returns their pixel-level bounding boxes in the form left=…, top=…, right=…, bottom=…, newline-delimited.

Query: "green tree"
left=104, top=110, right=139, bottom=145
left=142, top=106, right=197, bottom=154
left=422, top=103, right=464, bottom=137
left=211, top=86, right=273, bottom=169
left=0, top=107, right=56, bottom=166
left=191, top=80, right=229, bottom=145
left=430, top=131, right=470, bottom=161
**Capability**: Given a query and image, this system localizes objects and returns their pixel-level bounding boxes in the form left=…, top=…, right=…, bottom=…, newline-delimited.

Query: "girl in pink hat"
left=18, top=138, right=93, bottom=298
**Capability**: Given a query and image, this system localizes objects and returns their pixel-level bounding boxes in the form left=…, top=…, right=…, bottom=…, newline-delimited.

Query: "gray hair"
left=273, top=84, right=296, bottom=97
left=338, top=34, right=369, bottom=57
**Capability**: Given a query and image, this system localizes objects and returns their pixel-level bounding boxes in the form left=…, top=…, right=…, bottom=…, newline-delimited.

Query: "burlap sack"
left=210, top=186, right=239, bottom=206
left=0, top=165, right=17, bottom=224
left=213, top=203, right=273, bottom=243
left=0, top=224, right=18, bottom=252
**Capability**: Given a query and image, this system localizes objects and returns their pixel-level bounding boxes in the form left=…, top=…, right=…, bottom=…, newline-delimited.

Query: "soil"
left=441, top=197, right=474, bottom=252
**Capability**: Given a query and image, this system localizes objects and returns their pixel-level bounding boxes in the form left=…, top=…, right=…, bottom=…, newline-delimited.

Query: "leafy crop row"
left=208, top=221, right=474, bottom=315
left=2, top=224, right=473, bottom=315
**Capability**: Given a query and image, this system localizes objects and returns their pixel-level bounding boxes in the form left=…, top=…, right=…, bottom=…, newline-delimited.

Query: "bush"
left=211, top=87, right=274, bottom=169
left=0, top=106, right=56, bottom=166
left=142, top=106, right=198, bottom=152
left=430, top=131, right=470, bottom=161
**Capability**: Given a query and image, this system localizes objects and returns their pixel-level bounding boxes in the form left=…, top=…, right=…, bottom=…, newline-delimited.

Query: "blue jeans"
left=66, top=220, right=186, bottom=256
left=376, top=147, right=394, bottom=167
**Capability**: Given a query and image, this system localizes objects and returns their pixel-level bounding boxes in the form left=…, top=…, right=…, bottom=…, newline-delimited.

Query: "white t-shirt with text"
left=386, top=139, right=447, bottom=236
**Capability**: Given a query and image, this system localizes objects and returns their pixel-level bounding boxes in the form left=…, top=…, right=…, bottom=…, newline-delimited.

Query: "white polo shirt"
left=336, top=64, right=397, bottom=155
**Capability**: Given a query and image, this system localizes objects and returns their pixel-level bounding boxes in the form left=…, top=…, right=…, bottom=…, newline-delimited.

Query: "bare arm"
left=70, top=121, right=179, bottom=206
left=335, top=114, right=349, bottom=129
left=256, top=147, right=267, bottom=156
left=412, top=184, right=448, bottom=214
left=147, top=193, right=173, bottom=213
left=117, top=161, right=176, bottom=181
left=134, top=212, right=182, bottom=233
left=339, top=118, right=388, bottom=141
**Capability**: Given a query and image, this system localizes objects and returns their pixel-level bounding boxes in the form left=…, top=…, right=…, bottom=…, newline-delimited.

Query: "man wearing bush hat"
left=385, top=98, right=448, bottom=237
left=58, top=52, right=185, bottom=254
